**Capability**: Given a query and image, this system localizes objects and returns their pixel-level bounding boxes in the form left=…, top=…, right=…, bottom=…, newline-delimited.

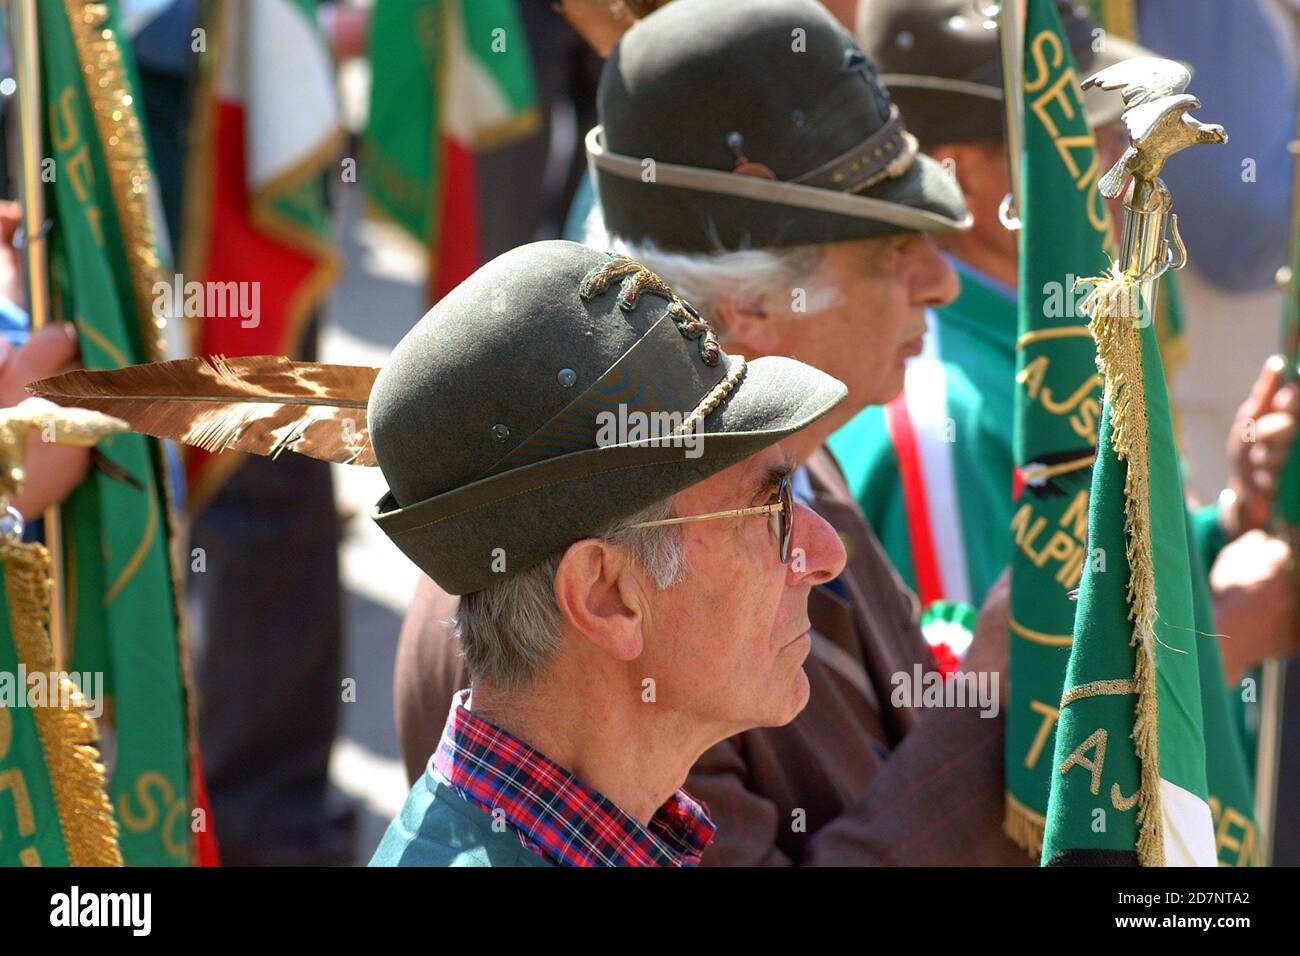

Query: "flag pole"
left=1254, top=658, right=1285, bottom=865
left=998, top=0, right=1024, bottom=231
left=10, top=0, right=68, bottom=672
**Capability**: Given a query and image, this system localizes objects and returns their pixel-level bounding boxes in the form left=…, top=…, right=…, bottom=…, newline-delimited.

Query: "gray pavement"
left=320, top=177, right=428, bottom=864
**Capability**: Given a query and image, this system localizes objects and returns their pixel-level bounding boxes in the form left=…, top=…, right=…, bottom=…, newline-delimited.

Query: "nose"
left=907, top=235, right=959, bottom=310
left=788, top=501, right=847, bottom=586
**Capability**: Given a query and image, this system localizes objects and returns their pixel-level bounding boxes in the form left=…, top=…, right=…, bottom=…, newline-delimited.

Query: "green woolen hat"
left=856, top=0, right=1156, bottom=151
left=368, top=240, right=846, bottom=595
left=588, top=0, right=971, bottom=254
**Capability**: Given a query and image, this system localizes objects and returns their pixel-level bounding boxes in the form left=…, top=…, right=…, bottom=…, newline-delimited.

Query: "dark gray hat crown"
left=369, top=241, right=718, bottom=508
left=603, top=0, right=890, bottom=183
left=593, top=0, right=969, bottom=252
left=857, top=0, right=1130, bottom=148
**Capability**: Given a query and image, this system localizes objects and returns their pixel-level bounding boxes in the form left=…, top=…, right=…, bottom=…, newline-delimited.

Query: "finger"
left=1248, top=467, right=1278, bottom=496
left=0, top=200, right=22, bottom=245
left=1248, top=441, right=1291, bottom=473
left=1253, top=410, right=1299, bottom=445
left=1273, top=382, right=1300, bottom=415
left=10, top=437, right=90, bottom=520
left=1238, top=355, right=1286, bottom=423
left=9, top=323, right=79, bottom=384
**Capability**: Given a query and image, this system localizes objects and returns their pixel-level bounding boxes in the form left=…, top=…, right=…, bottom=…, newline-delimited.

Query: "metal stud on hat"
left=725, top=131, right=776, bottom=180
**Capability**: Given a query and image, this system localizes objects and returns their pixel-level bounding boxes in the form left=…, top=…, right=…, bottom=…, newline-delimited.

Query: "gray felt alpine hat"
left=368, top=240, right=846, bottom=595
left=857, top=0, right=1157, bottom=150
left=588, top=0, right=971, bottom=254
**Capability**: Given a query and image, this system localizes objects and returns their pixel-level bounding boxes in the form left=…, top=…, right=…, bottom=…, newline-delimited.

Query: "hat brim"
left=589, top=126, right=970, bottom=253
left=373, top=354, right=847, bottom=595
left=881, top=36, right=1169, bottom=146
left=866, top=151, right=970, bottom=232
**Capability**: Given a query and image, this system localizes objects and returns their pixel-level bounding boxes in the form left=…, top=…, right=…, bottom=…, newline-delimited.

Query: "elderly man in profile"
left=395, top=0, right=1030, bottom=866
left=368, top=239, right=849, bottom=866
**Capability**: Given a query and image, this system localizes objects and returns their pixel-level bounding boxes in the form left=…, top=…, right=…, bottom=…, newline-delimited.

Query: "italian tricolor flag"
left=364, top=0, right=538, bottom=303
left=183, top=0, right=343, bottom=508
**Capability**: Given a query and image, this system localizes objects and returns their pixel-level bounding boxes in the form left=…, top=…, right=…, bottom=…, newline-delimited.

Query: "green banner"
left=1006, top=0, right=1111, bottom=855
left=1008, top=0, right=1256, bottom=866
left=41, top=0, right=193, bottom=865
left=1044, top=271, right=1214, bottom=864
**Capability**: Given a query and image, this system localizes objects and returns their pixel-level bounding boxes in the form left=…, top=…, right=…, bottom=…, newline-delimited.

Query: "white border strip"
left=905, top=321, right=972, bottom=606
left=1160, top=778, right=1217, bottom=867
left=879, top=73, right=1004, bottom=101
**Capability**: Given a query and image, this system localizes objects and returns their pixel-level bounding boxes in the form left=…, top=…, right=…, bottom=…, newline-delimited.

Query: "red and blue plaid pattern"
left=432, top=691, right=716, bottom=867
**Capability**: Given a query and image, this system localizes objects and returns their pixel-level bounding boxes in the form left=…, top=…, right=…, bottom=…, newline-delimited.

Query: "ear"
left=713, top=291, right=781, bottom=355
left=553, top=538, right=645, bottom=662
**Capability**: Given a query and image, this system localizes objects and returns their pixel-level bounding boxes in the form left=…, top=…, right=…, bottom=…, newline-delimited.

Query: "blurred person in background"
left=127, top=0, right=357, bottom=865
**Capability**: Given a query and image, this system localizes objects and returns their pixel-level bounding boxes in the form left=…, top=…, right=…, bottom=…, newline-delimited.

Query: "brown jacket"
left=393, top=446, right=1028, bottom=865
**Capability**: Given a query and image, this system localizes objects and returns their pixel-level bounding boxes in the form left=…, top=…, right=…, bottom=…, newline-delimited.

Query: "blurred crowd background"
left=0, top=0, right=1295, bottom=866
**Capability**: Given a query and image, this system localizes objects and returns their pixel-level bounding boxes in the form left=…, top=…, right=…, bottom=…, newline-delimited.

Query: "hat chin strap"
left=677, top=354, right=746, bottom=437
left=585, top=126, right=971, bottom=233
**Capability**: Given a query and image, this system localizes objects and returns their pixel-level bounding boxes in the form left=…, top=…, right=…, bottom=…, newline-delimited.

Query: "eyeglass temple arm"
left=626, top=502, right=783, bottom=530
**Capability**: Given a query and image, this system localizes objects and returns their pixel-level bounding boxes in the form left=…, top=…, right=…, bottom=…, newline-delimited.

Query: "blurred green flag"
left=1005, top=0, right=1111, bottom=856
left=38, top=0, right=196, bottom=866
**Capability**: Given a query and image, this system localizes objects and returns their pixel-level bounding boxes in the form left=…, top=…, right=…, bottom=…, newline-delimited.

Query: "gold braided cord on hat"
left=1077, top=264, right=1163, bottom=868
left=580, top=255, right=722, bottom=366
left=678, top=357, right=747, bottom=436
left=0, top=538, right=122, bottom=866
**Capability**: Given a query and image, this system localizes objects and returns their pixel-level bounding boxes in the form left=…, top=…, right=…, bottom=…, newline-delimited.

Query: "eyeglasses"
left=626, top=473, right=794, bottom=563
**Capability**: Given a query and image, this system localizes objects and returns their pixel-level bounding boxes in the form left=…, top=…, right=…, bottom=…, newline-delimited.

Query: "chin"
left=865, top=365, right=908, bottom=407
left=769, top=663, right=811, bottom=727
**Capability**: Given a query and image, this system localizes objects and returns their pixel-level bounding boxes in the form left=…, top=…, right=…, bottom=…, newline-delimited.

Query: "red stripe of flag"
left=430, top=136, right=481, bottom=303
left=885, top=394, right=945, bottom=607
left=189, top=102, right=322, bottom=490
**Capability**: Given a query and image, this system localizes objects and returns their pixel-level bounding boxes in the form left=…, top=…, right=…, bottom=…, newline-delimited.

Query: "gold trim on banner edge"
left=1, top=538, right=122, bottom=866
left=65, top=0, right=197, bottom=863
left=1004, top=791, right=1047, bottom=859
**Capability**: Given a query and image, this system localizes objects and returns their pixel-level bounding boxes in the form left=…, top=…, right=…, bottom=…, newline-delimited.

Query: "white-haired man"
left=394, top=0, right=1028, bottom=865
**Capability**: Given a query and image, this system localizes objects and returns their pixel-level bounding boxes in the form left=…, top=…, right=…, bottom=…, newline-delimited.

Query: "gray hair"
left=609, top=239, right=843, bottom=327
left=579, top=209, right=843, bottom=324
left=455, top=497, right=686, bottom=690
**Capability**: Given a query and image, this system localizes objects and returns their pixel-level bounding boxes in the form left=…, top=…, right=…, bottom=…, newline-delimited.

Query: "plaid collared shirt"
left=431, top=690, right=716, bottom=867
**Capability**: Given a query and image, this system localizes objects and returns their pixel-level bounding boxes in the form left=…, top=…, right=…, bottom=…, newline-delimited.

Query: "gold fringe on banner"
left=1, top=538, right=122, bottom=866
left=1078, top=265, right=1164, bottom=867
left=1004, top=791, right=1047, bottom=858
left=63, top=0, right=170, bottom=363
